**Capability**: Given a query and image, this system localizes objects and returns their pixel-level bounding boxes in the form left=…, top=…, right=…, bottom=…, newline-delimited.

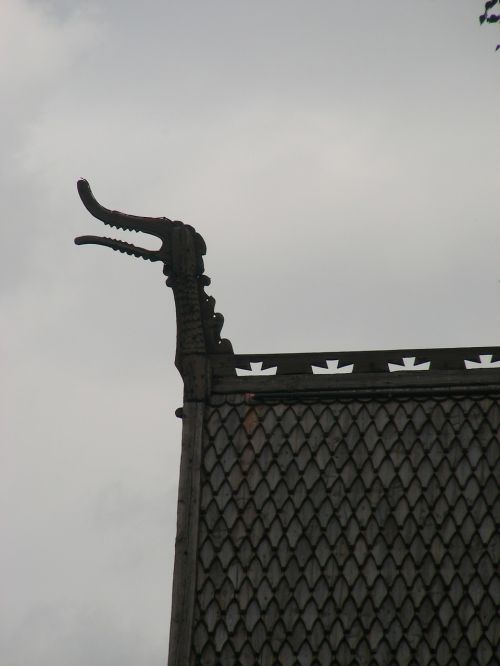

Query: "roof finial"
left=75, top=179, right=233, bottom=377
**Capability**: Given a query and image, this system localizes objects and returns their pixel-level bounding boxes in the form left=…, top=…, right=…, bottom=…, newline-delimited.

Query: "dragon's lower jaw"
left=74, top=235, right=160, bottom=261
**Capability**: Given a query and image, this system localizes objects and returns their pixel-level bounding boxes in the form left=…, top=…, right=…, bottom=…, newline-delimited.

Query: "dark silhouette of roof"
left=77, top=182, right=500, bottom=665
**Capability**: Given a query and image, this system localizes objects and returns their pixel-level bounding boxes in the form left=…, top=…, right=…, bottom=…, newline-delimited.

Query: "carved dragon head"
left=75, top=180, right=233, bottom=374
left=75, top=179, right=206, bottom=279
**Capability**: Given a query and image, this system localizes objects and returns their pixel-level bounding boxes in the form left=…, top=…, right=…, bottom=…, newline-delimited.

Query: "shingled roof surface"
left=163, top=347, right=500, bottom=666
left=75, top=185, right=500, bottom=666
left=192, top=389, right=499, bottom=664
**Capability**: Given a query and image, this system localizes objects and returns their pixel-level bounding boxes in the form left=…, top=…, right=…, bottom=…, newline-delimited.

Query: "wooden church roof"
left=76, top=182, right=500, bottom=665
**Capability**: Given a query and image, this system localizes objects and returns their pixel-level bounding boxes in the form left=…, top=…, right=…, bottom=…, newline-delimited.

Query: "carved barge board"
left=76, top=183, right=500, bottom=665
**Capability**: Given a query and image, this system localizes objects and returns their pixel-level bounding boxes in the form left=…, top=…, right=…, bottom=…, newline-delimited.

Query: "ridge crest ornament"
left=75, top=179, right=232, bottom=395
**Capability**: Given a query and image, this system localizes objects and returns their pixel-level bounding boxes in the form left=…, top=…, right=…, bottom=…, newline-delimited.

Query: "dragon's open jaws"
left=74, top=179, right=174, bottom=263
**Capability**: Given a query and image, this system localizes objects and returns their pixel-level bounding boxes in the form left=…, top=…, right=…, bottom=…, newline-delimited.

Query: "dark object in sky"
left=76, top=183, right=500, bottom=665
left=480, top=0, right=500, bottom=49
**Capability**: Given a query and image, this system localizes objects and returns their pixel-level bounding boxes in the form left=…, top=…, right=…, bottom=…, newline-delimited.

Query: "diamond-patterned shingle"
left=191, top=394, right=500, bottom=665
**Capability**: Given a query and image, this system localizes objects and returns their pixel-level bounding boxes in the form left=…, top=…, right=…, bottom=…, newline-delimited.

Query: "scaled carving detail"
left=75, top=180, right=233, bottom=371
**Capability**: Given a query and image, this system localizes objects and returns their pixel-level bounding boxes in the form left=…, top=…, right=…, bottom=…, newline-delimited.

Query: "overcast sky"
left=2, top=1, right=499, bottom=664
